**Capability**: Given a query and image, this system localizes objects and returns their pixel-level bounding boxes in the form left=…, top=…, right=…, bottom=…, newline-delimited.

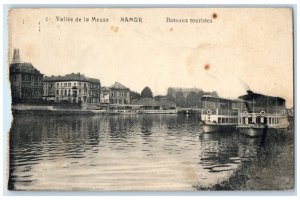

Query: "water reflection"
left=199, top=132, right=239, bottom=172
left=8, top=114, right=292, bottom=191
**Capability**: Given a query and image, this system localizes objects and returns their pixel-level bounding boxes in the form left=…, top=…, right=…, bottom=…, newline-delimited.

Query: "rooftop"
left=10, top=62, right=43, bottom=75
left=110, top=82, right=129, bottom=90
left=239, top=91, right=286, bottom=106
left=44, top=73, right=100, bottom=83
left=101, top=87, right=111, bottom=91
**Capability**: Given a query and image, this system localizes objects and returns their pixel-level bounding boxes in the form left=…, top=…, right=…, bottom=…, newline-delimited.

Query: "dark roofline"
left=10, top=62, right=43, bottom=75
left=238, top=91, right=285, bottom=102
left=43, top=73, right=100, bottom=83
left=110, top=82, right=129, bottom=90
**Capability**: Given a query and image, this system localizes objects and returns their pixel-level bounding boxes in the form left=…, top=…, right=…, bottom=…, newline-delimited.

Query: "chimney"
left=12, top=49, right=21, bottom=64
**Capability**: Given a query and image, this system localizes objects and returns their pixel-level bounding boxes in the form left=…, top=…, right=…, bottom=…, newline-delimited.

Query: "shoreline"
left=194, top=130, right=294, bottom=191
left=11, top=109, right=180, bottom=116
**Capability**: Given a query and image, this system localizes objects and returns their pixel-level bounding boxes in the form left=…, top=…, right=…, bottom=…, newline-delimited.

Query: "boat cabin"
left=237, top=91, right=289, bottom=128
left=201, top=96, right=240, bottom=125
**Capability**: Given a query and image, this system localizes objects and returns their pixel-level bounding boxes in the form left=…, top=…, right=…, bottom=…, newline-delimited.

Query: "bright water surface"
left=8, top=114, right=293, bottom=191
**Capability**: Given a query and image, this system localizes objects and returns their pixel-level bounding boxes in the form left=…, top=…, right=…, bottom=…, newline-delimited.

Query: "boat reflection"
left=199, top=131, right=262, bottom=173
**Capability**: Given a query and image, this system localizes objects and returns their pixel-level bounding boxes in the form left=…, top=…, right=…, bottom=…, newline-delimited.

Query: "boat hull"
left=237, top=126, right=289, bottom=137
left=202, top=124, right=236, bottom=133
left=237, top=126, right=266, bottom=137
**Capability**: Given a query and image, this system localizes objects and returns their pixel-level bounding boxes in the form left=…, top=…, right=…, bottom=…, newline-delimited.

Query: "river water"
left=8, top=114, right=294, bottom=191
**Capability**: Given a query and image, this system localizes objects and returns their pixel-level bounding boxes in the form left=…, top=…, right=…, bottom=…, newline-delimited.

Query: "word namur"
left=120, top=17, right=143, bottom=23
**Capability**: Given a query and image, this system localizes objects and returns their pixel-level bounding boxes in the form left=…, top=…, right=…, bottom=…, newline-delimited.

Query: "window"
left=64, top=83, right=67, bottom=87
left=56, top=90, right=59, bottom=95
left=249, top=117, right=252, bottom=124
left=79, top=83, right=81, bottom=86
left=84, top=83, right=86, bottom=87
left=57, top=83, right=59, bottom=87
left=68, top=83, right=71, bottom=87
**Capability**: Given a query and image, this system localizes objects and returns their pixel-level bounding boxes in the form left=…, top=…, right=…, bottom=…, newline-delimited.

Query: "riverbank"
left=12, top=109, right=96, bottom=116
left=194, top=130, right=294, bottom=191
left=12, top=108, right=179, bottom=116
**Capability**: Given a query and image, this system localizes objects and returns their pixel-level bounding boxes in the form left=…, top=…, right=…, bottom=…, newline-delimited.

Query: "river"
left=8, top=114, right=294, bottom=191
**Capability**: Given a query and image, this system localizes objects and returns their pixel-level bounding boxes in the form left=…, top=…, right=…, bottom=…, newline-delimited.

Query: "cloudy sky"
left=9, top=8, right=293, bottom=107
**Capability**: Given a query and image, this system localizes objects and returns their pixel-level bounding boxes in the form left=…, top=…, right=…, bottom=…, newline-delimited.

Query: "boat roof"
left=238, top=90, right=286, bottom=104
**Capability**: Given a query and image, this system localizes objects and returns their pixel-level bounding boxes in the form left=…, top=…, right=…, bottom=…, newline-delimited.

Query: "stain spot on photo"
left=111, top=26, right=119, bottom=33
left=212, top=13, right=218, bottom=19
left=204, top=63, right=210, bottom=70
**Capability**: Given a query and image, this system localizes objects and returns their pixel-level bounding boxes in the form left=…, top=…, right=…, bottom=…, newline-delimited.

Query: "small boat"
left=236, top=90, right=289, bottom=136
left=200, top=95, right=239, bottom=133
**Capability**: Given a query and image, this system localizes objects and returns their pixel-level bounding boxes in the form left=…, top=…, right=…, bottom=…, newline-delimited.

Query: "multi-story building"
left=9, top=49, right=44, bottom=103
left=109, top=82, right=130, bottom=104
left=100, top=87, right=110, bottom=104
left=43, top=73, right=101, bottom=104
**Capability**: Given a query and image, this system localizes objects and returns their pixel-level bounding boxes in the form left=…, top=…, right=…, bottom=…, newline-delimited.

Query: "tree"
left=130, top=91, right=141, bottom=101
left=175, top=90, right=185, bottom=107
left=166, top=88, right=176, bottom=102
left=196, top=91, right=204, bottom=107
left=141, top=87, right=153, bottom=98
left=154, top=95, right=167, bottom=100
left=167, top=88, right=175, bottom=98
left=186, top=92, right=199, bottom=107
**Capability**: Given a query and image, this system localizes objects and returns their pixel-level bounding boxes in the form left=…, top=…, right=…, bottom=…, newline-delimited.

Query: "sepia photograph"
left=6, top=7, right=294, bottom=191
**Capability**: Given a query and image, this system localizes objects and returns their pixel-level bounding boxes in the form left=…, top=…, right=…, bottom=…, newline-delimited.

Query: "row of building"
left=9, top=49, right=130, bottom=105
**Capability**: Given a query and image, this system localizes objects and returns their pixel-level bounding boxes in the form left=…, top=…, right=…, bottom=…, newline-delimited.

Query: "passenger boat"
left=236, top=90, right=289, bottom=136
left=200, top=95, right=239, bottom=133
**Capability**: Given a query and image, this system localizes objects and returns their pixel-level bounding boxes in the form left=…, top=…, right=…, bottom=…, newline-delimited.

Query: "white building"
left=43, top=73, right=101, bottom=103
left=100, top=87, right=110, bottom=104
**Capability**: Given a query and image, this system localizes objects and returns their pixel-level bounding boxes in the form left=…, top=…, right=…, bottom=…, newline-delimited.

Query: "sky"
left=8, top=8, right=294, bottom=107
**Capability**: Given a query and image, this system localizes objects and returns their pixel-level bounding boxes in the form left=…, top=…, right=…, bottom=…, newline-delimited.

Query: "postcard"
left=7, top=8, right=294, bottom=191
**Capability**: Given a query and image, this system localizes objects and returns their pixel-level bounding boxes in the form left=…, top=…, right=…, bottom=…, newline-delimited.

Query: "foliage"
left=175, top=90, right=185, bottom=107
left=141, top=87, right=153, bottom=98
left=130, top=91, right=141, bottom=100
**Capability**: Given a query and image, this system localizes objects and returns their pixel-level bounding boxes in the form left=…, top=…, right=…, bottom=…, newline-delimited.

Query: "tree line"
left=131, top=86, right=218, bottom=108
